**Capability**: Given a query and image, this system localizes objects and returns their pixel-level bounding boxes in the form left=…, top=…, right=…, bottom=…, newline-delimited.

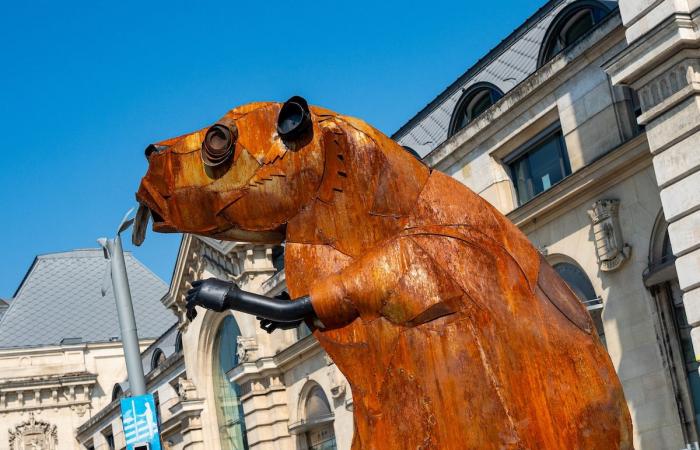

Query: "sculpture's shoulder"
left=407, top=171, right=541, bottom=289
left=407, top=171, right=501, bottom=228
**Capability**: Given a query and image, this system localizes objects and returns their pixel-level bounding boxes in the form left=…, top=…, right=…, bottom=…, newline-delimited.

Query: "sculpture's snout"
left=144, top=144, right=167, bottom=159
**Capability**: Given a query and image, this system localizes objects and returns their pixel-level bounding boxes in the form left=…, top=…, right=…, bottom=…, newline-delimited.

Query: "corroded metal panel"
left=135, top=101, right=632, bottom=449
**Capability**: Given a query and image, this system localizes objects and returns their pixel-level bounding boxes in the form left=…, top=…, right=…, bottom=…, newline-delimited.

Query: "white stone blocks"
left=668, top=209, right=700, bottom=256
left=646, top=96, right=700, bottom=153
left=659, top=169, right=700, bottom=222
left=682, top=288, right=700, bottom=328
left=676, top=249, right=700, bottom=291
left=652, top=131, right=700, bottom=188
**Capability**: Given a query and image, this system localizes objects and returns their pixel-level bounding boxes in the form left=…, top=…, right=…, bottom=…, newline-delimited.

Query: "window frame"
left=448, top=82, right=504, bottom=137
left=175, top=331, right=183, bottom=353
left=150, top=348, right=166, bottom=371
left=552, top=260, right=605, bottom=345
left=111, top=384, right=123, bottom=402
left=505, top=124, right=571, bottom=206
left=101, top=427, right=115, bottom=450
left=537, top=0, right=612, bottom=67
left=301, top=384, right=337, bottom=450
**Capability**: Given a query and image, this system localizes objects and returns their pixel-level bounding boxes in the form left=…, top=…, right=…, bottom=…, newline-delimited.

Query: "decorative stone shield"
left=588, top=199, right=631, bottom=272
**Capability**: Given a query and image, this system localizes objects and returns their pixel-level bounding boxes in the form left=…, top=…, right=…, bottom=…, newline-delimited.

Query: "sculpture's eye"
left=277, top=96, right=312, bottom=140
left=202, top=121, right=238, bottom=167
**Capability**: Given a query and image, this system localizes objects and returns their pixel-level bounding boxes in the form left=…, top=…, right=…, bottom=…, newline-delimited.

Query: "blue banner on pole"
left=120, top=394, right=162, bottom=450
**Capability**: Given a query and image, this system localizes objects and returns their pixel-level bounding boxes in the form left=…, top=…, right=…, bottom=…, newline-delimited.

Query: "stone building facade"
left=76, top=0, right=700, bottom=449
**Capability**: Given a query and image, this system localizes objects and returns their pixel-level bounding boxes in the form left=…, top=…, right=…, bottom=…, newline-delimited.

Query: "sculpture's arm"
left=185, top=279, right=314, bottom=333
left=186, top=235, right=458, bottom=332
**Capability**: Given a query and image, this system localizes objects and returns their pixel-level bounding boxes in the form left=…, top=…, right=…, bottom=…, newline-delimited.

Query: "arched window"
left=111, top=384, right=123, bottom=402
left=175, top=332, right=183, bottom=353
left=449, top=83, right=503, bottom=137
left=303, top=386, right=336, bottom=450
left=647, top=212, right=700, bottom=442
left=553, top=262, right=605, bottom=345
left=151, top=348, right=166, bottom=371
left=538, top=1, right=611, bottom=67
left=213, top=315, right=248, bottom=449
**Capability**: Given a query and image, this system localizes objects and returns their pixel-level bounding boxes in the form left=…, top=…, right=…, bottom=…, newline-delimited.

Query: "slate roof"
left=0, top=249, right=172, bottom=349
left=0, top=299, right=9, bottom=323
left=392, top=0, right=618, bottom=157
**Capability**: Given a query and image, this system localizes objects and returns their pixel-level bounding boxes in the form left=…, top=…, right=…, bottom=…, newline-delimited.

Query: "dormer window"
left=449, top=83, right=503, bottom=137
left=538, top=1, right=611, bottom=67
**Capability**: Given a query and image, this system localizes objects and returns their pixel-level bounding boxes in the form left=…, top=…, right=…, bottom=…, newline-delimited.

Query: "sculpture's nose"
left=144, top=144, right=168, bottom=159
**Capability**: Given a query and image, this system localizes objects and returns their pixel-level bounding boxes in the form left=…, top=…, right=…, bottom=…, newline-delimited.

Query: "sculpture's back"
left=135, top=99, right=633, bottom=450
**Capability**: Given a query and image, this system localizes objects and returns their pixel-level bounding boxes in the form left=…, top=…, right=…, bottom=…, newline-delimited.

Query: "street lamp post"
left=98, top=210, right=147, bottom=396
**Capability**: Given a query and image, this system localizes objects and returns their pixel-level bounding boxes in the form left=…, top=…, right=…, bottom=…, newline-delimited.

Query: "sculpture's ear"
left=277, top=96, right=312, bottom=140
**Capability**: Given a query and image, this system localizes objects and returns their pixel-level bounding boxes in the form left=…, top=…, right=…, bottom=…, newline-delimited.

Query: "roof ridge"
left=35, top=248, right=133, bottom=260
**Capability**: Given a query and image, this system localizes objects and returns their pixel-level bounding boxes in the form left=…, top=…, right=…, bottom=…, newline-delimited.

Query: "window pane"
left=452, top=88, right=501, bottom=135
left=553, top=263, right=596, bottom=302
left=509, top=131, right=570, bottom=205
left=562, top=11, right=594, bottom=46
left=214, top=316, right=248, bottom=450
left=469, top=92, right=494, bottom=120
left=456, top=111, right=470, bottom=131
left=511, top=158, right=532, bottom=206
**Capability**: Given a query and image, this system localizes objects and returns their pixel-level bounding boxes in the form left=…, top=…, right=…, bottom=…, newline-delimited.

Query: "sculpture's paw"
left=186, top=278, right=235, bottom=321
left=257, top=317, right=303, bottom=334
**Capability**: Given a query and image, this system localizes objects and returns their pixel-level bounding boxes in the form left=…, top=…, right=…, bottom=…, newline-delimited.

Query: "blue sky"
left=0, top=0, right=545, bottom=297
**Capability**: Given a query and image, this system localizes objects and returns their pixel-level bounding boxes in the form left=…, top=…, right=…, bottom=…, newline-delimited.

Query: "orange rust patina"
left=135, top=99, right=632, bottom=449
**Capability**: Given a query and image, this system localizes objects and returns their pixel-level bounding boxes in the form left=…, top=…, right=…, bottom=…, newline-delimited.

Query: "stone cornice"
left=0, top=372, right=97, bottom=416
left=605, top=9, right=700, bottom=86
left=508, top=133, right=651, bottom=232
left=0, top=372, right=96, bottom=392
left=0, top=339, right=141, bottom=356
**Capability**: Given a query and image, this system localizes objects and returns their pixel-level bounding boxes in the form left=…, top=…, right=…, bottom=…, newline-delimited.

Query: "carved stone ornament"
left=637, top=59, right=699, bottom=113
left=236, top=336, right=258, bottom=363
left=587, top=199, right=631, bottom=272
left=176, top=378, right=198, bottom=402
left=327, top=365, right=346, bottom=400
left=8, top=412, right=58, bottom=450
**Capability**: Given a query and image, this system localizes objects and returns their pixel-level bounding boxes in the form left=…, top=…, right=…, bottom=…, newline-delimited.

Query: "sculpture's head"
left=133, top=97, right=327, bottom=245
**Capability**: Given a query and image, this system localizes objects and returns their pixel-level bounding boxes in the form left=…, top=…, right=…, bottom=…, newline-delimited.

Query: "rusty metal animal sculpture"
left=134, top=98, right=632, bottom=449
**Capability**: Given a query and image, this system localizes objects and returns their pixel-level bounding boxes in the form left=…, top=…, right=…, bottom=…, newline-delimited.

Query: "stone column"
left=179, top=398, right=206, bottom=450
left=606, top=2, right=700, bottom=353
left=230, top=363, right=294, bottom=450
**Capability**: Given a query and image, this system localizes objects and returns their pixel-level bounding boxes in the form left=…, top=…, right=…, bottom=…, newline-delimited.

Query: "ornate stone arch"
left=291, top=381, right=336, bottom=449
left=8, top=413, right=58, bottom=450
